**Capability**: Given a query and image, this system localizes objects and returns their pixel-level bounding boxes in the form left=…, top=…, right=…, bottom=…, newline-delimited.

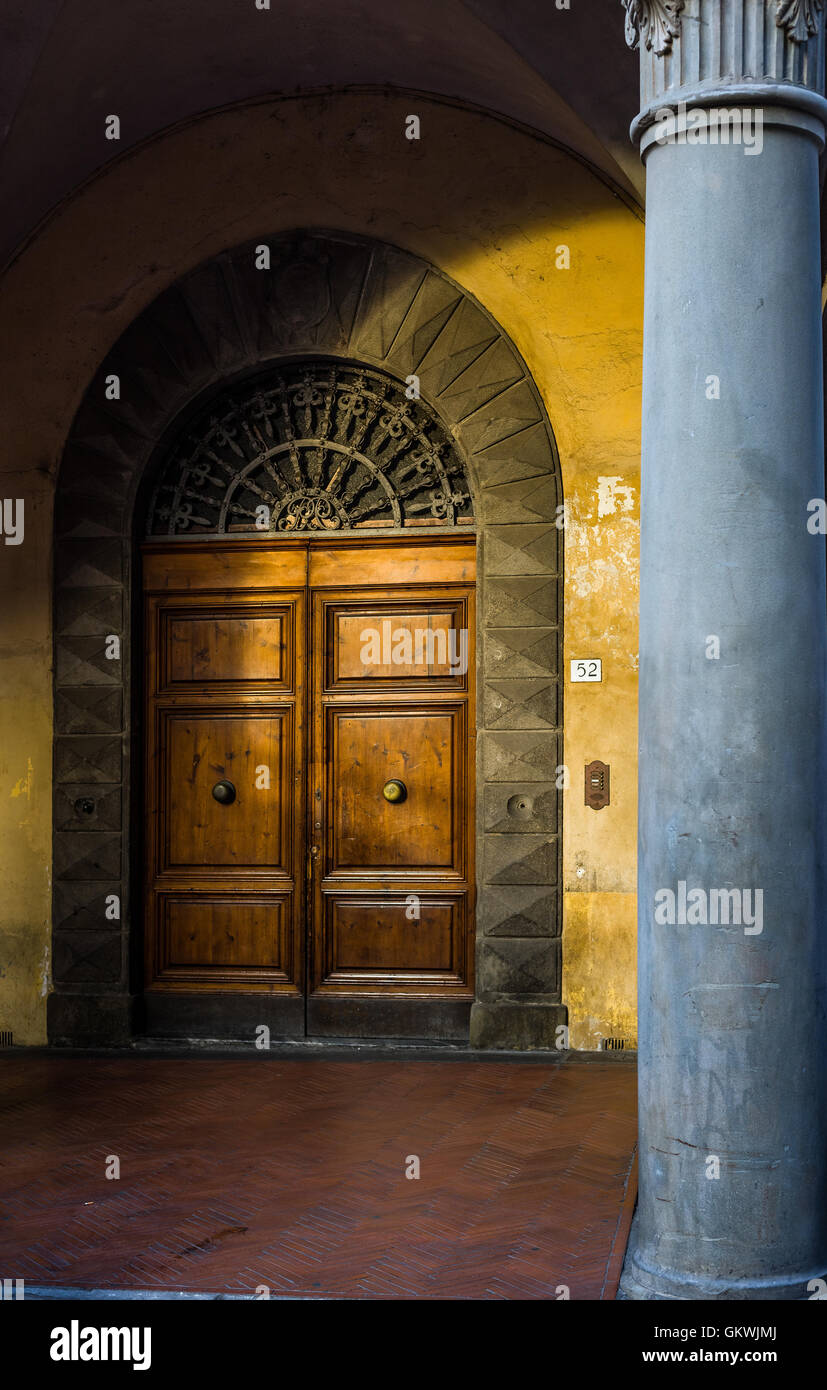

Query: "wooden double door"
left=142, top=536, right=476, bottom=1039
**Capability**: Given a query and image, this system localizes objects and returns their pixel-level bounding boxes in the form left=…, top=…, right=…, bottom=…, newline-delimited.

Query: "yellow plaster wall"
left=0, top=90, right=642, bottom=1046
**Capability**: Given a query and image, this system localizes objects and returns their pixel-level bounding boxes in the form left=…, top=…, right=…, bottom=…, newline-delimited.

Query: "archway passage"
left=52, top=230, right=564, bottom=1050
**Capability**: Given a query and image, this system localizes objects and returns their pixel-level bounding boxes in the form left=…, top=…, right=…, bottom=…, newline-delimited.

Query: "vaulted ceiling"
left=0, top=0, right=642, bottom=267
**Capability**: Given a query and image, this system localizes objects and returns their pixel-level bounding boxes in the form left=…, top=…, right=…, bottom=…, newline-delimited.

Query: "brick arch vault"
left=51, top=229, right=565, bottom=1051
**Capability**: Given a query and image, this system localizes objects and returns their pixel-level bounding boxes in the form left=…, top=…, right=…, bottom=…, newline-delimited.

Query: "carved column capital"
left=777, top=0, right=825, bottom=43
left=622, top=1, right=685, bottom=55
left=623, top=0, right=827, bottom=145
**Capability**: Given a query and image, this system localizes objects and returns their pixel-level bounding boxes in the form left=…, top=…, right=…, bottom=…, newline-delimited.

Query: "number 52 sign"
left=570, top=659, right=602, bottom=683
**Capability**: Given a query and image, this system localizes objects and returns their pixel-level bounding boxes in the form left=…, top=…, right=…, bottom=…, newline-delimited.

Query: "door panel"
left=308, top=540, right=475, bottom=588
left=143, top=555, right=306, bottom=1006
left=142, top=537, right=475, bottom=1039
left=162, top=711, right=289, bottom=872
left=331, top=608, right=467, bottom=684
left=163, top=607, right=289, bottom=687
left=144, top=541, right=307, bottom=593
left=308, top=555, right=475, bottom=1038
left=322, top=895, right=468, bottom=982
left=153, top=894, right=292, bottom=984
left=329, top=708, right=460, bottom=871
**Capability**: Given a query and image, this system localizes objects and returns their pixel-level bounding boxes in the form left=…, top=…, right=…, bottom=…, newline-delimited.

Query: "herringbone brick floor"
left=0, top=1055, right=636, bottom=1299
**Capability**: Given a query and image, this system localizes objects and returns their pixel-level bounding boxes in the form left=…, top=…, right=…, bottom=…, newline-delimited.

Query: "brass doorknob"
left=211, top=780, right=236, bottom=805
left=382, top=779, right=407, bottom=803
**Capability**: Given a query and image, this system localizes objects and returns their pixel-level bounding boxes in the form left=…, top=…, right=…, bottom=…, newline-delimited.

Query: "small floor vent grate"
left=0, top=1030, right=13, bottom=1047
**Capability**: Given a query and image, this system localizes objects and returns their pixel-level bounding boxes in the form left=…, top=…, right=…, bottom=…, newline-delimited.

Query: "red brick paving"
left=0, top=1055, right=636, bottom=1299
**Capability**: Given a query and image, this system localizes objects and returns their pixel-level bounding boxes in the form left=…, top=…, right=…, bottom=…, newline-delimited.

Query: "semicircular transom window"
left=146, top=360, right=475, bottom=536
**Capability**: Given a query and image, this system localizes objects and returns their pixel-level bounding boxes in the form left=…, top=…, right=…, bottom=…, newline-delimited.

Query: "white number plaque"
left=570, top=659, right=602, bottom=682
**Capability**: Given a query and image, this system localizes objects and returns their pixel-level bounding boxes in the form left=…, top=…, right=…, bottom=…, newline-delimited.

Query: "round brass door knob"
left=211, top=779, right=236, bottom=805
left=382, top=779, right=407, bottom=803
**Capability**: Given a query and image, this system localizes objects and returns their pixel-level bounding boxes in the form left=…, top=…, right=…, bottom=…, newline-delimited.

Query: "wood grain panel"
left=330, top=601, right=469, bottom=687
left=329, top=708, right=460, bottom=872
left=153, top=895, right=292, bottom=988
left=162, top=711, right=288, bottom=873
left=143, top=541, right=307, bottom=593
left=149, top=593, right=299, bottom=698
left=322, top=895, right=467, bottom=984
left=166, top=610, right=284, bottom=685
left=309, top=537, right=475, bottom=587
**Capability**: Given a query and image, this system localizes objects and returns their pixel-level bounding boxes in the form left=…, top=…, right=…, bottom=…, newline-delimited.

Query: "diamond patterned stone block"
left=472, top=433, right=556, bottom=494
left=415, top=297, right=498, bottom=401
left=479, top=473, right=560, bottom=525
left=177, top=260, right=255, bottom=376
left=485, top=632, right=557, bottom=680
left=483, top=679, right=558, bottom=729
left=477, top=937, right=561, bottom=995
left=483, top=833, right=558, bottom=886
left=481, top=730, right=559, bottom=782
left=55, top=490, right=127, bottom=539
left=348, top=245, right=424, bottom=361
left=458, top=380, right=541, bottom=454
left=54, top=737, right=121, bottom=785
left=55, top=538, right=123, bottom=588
left=54, top=881, right=124, bottom=932
left=479, top=885, right=560, bottom=938
left=53, top=931, right=123, bottom=984
left=55, top=687, right=123, bottom=735
left=55, top=587, right=122, bottom=636
left=119, top=285, right=217, bottom=397
left=484, top=576, right=559, bottom=628
left=485, top=524, right=558, bottom=576
left=383, top=278, right=462, bottom=379
left=54, top=832, right=121, bottom=881
left=56, top=638, right=123, bottom=686
left=483, top=783, right=559, bottom=835
left=54, top=784, right=122, bottom=832
left=70, top=398, right=159, bottom=474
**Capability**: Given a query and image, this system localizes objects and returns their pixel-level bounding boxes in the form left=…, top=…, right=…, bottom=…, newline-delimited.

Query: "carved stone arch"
left=52, top=229, right=564, bottom=1050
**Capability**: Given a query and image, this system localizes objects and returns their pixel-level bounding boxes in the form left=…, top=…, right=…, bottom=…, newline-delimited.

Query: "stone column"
left=621, top=0, right=827, bottom=1299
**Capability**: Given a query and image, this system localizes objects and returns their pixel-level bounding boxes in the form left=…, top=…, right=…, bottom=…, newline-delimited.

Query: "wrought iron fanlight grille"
left=146, top=361, right=474, bottom=536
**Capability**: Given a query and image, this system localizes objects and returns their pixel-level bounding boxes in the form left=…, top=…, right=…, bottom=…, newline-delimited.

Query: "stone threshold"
left=4, top=1040, right=637, bottom=1064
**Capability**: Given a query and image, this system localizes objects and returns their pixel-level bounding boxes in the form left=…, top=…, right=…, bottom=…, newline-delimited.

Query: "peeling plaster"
left=10, top=757, right=34, bottom=800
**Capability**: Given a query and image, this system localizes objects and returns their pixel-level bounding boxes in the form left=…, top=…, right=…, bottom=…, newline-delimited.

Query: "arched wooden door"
left=52, top=236, right=564, bottom=1053
left=140, top=360, right=476, bottom=1040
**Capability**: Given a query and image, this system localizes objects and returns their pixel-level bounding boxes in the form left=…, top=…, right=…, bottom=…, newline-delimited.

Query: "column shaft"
left=624, top=107, right=827, bottom=1298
